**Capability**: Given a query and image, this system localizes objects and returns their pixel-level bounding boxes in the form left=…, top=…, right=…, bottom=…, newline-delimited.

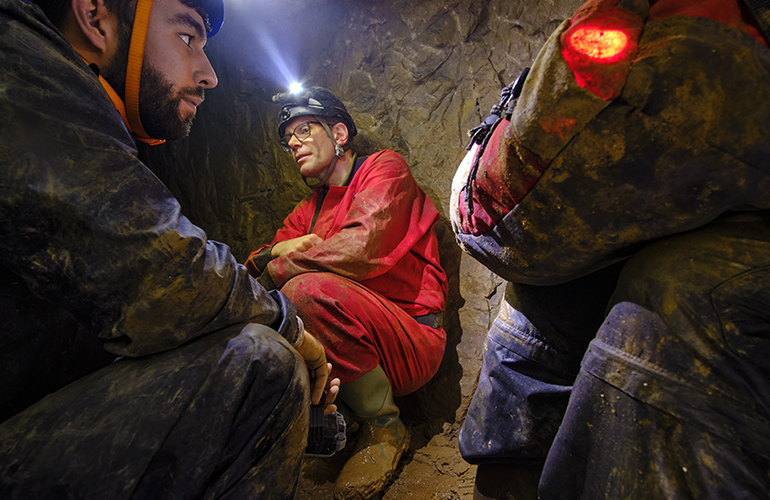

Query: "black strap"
left=344, top=155, right=368, bottom=187
left=413, top=312, right=443, bottom=329
left=742, top=0, right=770, bottom=43
left=308, top=188, right=327, bottom=234
left=308, top=155, right=368, bottom=234
left=464, top=68, right=529, bottom=218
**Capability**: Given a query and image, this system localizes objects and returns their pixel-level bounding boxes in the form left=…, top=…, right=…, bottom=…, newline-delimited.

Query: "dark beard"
left=138, top=64, right=204, bottom=140
left=101, top=29, right=204, bottom=141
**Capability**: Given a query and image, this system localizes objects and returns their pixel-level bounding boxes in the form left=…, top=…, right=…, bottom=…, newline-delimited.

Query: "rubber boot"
left=333, top=364, right=410, bottom=500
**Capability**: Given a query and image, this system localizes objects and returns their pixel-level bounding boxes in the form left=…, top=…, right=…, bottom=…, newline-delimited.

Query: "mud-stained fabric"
left=454, top=1, right=770, bottom=497
left=0, top=0, right=307, bottom=496
left=458, top=264, right=622, bottom=463
left=0, top=324, right=310, bottom=500
left=0, top=0, right=300, bottom=410
left=541, top=212, right=770, bottom=499
left=248, top=150, right=447, bottom=317
left=649, top=0, right=769, bottom=45
left=246, top=150, right=447, bottom=394
left=453, top=14, right=770, bottom=285
left=282, top=273, right=445, bottom=397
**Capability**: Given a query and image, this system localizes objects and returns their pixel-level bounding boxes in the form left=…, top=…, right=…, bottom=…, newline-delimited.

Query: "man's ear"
left=69, top=0, right=118, bottom=55
left=332, top=122, right=349, bottom=147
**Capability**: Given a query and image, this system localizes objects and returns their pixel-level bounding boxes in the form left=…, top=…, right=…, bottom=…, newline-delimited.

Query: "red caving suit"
left=247, top=150, right=448, bottom=396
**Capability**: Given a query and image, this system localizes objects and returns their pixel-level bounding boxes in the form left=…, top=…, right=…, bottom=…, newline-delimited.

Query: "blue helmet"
left=199, top=0, right=224, bottom=37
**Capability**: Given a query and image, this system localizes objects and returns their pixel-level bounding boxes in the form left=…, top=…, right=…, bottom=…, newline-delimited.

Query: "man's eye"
left=300, top=125, right=310, bottom=134
left=179, top=34, right=192, bottom=46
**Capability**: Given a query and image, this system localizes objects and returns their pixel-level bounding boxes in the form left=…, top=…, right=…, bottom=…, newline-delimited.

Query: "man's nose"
left=196, top=52, right=218, bottom=89
left=288, top=134, right=302, bottom=149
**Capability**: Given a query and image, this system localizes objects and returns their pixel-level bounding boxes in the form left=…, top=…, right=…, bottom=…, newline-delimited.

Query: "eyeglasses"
left=280, top=121, right=320, bottom=151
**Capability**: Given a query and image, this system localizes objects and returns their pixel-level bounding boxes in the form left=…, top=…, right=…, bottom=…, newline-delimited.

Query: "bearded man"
left=0, top=0, right=334, bottom=497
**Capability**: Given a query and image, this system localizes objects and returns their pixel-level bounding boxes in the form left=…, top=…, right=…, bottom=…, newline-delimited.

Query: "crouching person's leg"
left=459, top=264, right=622, bottom=500
left=281, top=272, right=444, bottom=500
left=0, top=322, right=309, bottom=500
left=540, top=212, right=770, bottom=499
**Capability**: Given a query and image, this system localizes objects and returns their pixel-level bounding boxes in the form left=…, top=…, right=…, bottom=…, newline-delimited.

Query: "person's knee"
left=235, top=323, right=310, bottom=408
left=610, top=227, right=730, bottom=323
left=281, top=273, right=327, bottom=300
left=280, top=273, right=346, bottom=317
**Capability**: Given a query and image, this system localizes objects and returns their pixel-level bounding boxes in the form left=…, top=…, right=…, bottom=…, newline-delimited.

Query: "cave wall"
left=140, top=0, right=584, bottom=424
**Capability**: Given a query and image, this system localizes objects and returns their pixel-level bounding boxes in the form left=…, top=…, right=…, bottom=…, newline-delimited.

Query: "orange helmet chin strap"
left=122, top=0, right=165, bottom=145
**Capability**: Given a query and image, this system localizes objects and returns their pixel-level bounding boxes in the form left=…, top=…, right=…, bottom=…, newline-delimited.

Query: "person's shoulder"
left=365, top=149, right=409, bottom=171
left=370, top=149, right=404, bottom=161
left=3, top=0, right=61, bottom=41
left=2, top=0, right=35, bottom=19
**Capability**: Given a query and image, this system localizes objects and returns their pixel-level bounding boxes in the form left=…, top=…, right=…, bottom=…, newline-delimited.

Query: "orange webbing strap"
left=99, top=73, right=130, bottom=126
left=102, top=74, right=165, bottom=145
left=124, top=0, right=164, bottom=145
left=80, top=56, right=164, bottom=145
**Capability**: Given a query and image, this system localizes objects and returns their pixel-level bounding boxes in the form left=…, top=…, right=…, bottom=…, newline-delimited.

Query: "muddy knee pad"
left=201, top=323, right=311, bottom=499
left=543, top=301, right=770, bottom=499
left=605, top=213, right=770, bottom=412
left=543, top=216, right=770, bottom=498
left=280, top=273, right=338, bottom=320
left=127, top=323, right=312, bottom=499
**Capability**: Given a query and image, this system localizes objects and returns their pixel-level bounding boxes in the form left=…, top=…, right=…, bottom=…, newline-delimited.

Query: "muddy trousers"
left=0, top=323, right=309, bottom=500
left=281, top=273, right=445, bottom=397
left=459, top=211, right=770, bottom=499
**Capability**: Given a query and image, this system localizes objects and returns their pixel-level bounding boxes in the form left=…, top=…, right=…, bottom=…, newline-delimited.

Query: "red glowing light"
left=568, top=27, right=629, bottom=60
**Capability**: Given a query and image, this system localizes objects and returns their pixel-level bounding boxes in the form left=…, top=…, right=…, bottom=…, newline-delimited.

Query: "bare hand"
left=294, top=328, right=329, bottom=405
left=271, top=234, right=323, bottom=258
left=324, top=374, right=341, bottom=415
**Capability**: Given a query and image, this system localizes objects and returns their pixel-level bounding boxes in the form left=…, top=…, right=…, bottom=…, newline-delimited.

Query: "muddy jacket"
left=0, top=0, right=299, bottom=418
left=246, top=150, right=447, bottom=317
left=451, top=0, right=770, bottom=285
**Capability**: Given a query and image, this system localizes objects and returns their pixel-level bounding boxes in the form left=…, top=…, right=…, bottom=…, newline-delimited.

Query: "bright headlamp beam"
left=254, top=28, right=299, bottom=90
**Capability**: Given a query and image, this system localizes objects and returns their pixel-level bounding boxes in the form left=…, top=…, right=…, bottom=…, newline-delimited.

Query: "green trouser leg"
left=333, top=365, right=410, bottom=500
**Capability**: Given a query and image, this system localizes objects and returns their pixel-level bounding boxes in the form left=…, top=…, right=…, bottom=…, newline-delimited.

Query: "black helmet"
left=274, top=86, right=358, bottom=140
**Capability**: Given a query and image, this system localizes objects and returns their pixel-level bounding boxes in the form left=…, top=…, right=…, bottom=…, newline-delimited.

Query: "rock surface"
left=139, top=0, right=584, bottom=497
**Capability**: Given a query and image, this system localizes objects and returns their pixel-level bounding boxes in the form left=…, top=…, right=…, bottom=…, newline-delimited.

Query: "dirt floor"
left=295, top=416, right=476, bottom=500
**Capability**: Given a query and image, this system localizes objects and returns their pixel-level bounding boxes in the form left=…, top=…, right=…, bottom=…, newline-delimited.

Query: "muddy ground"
left=296, top=410, right=476, bottom=500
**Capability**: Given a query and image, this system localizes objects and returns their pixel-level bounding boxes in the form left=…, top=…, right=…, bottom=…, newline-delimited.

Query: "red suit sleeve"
left=266, top=151, right=439, bottom=289
left=244, top=198, right=313, bottom=276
